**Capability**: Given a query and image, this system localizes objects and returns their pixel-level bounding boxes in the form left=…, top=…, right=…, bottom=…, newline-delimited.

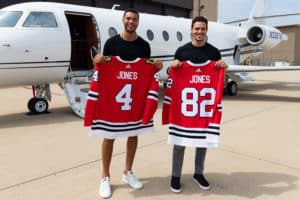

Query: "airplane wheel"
left=27, top=98, right=48, bottom=114
left=223, top=88, right=228, bottom=96
left=226, top=81, right=238, bottom=96
left=27, top=98, right=36, bottom=112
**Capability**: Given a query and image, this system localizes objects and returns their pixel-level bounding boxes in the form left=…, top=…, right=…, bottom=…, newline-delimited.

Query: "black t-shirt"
left=175, top=42, right=221, bottom=63
left=103, top=34, right=151, bottom=60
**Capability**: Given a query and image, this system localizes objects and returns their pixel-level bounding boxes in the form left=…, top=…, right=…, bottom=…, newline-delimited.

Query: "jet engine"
left=246, top=25, right=283, bottom=50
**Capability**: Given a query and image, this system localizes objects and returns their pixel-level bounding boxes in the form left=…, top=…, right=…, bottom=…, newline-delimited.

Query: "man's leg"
left=125, top=136, right=138, bottom=174
left=122, top=136, right=143, bottom=189
left=102, top=138, right=115, bottom=178
left=99, top=138, right=114, bottom=198
left=172, top=145, right=185, bottom=177
left=193, top=147, right=210, bottom=190
left=170, top=145, right=185, bottom=193
left=195, top=147, right=207, bottom=175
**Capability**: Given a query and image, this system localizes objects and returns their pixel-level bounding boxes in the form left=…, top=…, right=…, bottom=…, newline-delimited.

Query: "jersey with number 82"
left=162, top=60, right=224, bottom=147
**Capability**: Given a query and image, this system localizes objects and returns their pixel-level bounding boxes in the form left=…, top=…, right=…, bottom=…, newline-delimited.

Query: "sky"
left=218, top=0, right=300, bottom=23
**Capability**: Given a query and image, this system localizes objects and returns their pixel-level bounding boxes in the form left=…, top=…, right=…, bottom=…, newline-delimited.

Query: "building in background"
left=0, top=0, right=219, bottom=20
left=0, top=0, right=95, bottom=8
left=0, top=0, right=193, bottom=18
left=193, top=0, right=218, bottom=21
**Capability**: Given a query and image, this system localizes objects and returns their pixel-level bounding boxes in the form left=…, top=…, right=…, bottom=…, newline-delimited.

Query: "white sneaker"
left=122, top=171, right=143, bottom=189
left=99, top=177, right=111, bottom=199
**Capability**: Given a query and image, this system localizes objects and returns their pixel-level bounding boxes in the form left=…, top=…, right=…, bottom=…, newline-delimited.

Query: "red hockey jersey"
left=162, top=60, right=225, bottom=147
left=84, top=56, right=159, bottom=139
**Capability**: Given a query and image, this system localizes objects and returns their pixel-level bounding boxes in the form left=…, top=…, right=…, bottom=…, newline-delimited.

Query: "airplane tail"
left=243, top=0, right=288, bottom=41
left=242, top=0, right=267, bottom=26
left=248, top=0, right=266, bottom=21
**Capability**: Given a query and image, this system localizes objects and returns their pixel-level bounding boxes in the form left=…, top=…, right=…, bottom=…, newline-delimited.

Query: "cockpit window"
left=23, top=12, right=58, bottom=28
left=0, top=11, right=22, bottom=27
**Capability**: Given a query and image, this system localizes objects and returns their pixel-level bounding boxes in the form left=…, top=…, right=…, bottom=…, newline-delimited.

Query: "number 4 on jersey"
left=115, top=84, right=133, bottom=110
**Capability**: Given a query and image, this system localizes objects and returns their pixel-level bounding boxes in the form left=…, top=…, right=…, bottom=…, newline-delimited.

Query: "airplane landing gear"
left=27, top=84, right=51, bottom=114
left=27, top=97, right=49, bottom=114
left=226, top=81, right=238, bottom=96
left=223, top=44, right=239, bottom=96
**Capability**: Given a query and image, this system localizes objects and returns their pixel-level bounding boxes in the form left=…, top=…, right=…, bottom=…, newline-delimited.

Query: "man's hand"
left=170, top=59, right=182, bottom=68
left=154, top=60, right=163, bottom=71
left=216, top=59, right=227, bottom=68
left=93, top=54, right=105, bottom=65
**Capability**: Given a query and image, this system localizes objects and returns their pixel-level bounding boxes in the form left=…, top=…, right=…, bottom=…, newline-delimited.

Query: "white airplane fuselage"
left=2, top=1, right=296, bottom=117
left=0, top=2, right=282, bottom=88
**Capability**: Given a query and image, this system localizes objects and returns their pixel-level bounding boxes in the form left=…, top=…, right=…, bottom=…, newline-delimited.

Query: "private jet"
left=1, top=0, right=300, bottom=117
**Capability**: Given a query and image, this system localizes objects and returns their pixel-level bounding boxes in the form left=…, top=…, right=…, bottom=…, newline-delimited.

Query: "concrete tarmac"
left=0, top=70, right=300, bottom=200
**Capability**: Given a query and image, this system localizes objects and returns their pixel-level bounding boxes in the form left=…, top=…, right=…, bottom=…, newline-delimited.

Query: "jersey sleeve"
left=211, top=67, right=225, bottom=124
left=142, top=71, right=160, bottom=124
left=84, top=64, right=100, bottom=126
left=162, top=68, right=174, bottom=125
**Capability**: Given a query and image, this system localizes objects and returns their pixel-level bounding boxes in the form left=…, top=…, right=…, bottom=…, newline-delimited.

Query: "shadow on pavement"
left=127, top=172, right=298, bottom=198
left=0, top=106, right=80, bottom=130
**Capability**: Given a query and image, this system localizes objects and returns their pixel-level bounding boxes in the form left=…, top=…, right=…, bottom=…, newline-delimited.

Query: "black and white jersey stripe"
left=91, top=119, right=154, bottom=132
left=164, top=96, right=171, bottom=104
left=147, top=90, right=158, bottom=101
left=87, top=91, right=99, bottom=101
left=217, top=104, right=222, bottom=111
left=169, top=123, right=220, bottom=139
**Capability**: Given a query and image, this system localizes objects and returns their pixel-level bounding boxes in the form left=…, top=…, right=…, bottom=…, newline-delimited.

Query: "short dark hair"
left=123, top=8, right=139, bottom=19
left=191, top=16, right=208, bottom=28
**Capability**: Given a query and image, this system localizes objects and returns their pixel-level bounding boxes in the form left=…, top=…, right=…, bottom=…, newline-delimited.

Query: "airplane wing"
left=224, top=64, right=300, bottom=95
left=227, top=65, right=300, bottom=72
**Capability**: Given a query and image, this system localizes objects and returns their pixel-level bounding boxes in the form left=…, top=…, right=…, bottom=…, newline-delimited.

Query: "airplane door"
left=63, top=12, right=100, bottom=117
left=65, top=12, right=100, bottom=72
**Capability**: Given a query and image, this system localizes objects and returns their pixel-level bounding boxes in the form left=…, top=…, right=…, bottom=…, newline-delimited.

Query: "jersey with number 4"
left=162, top=60, right=225, bottom=148
left=84, top=56, right=159, bottom=139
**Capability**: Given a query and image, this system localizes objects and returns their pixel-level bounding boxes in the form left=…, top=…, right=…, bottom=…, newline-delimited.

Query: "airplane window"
left=23, top=12, right=57, bottom=28
left=0, top=11, right=22, bottom=27
left=108, top=27, right=117, bottom=37
left=176, top=31, right=183, bottom=41
left=146, top=29, right=154, bottom=41
left=162, top=30, right=169, bottom=41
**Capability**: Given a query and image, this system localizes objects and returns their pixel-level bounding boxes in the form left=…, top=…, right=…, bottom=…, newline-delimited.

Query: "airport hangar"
left=0, top=0, right=218, bottom=20
left=1, top=0, right=298, bottom=66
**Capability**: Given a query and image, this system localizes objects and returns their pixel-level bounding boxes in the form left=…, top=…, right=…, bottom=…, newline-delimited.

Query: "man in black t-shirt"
left=92, top=9, right=162, bottom=199
left=174, top=39, right=221, bottom=63
left=169, top=16, right=227, bottom=194
left=102, top=31, right=150, bottom=60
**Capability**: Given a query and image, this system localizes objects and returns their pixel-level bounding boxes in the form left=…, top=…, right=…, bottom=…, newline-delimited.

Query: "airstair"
left=62, top=70, right=93, bottom=118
